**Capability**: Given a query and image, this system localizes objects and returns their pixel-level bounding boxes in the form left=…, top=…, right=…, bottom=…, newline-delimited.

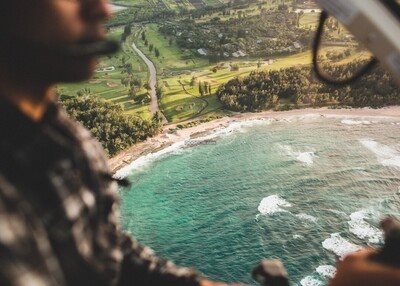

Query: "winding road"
left=131, top=42, right=168, bottom=124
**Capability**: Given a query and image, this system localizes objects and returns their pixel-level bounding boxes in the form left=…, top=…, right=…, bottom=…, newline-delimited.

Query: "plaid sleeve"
left=0, top=175, right=66, bottom=286
left=117, top=233, right=202, bottom=286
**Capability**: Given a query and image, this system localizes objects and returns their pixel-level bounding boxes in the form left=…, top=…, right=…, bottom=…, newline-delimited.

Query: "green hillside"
left=59, top=0, right=370, bottom=125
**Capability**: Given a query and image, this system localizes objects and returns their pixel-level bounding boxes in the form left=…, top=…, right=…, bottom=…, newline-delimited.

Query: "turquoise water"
left=119, top=116, right=400, bottom=285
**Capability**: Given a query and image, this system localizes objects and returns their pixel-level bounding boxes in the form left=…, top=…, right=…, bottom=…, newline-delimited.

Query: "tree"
left=121, top=24, right=132, bottom=42
left=121, top=77, right=131, bottom=87
left=198, top=82, right=205, bottom=96
left=156, top=86, right=163, bottom=99
left=152, top=111, right=164, bottom=130
left=155, top=48, right=160, bottom=58
left=76, top=88, right=91, bottom=97
left=190, top=76, right=197, bottom=87
left=129, top=86, right=137, bottom=100
left=296, top=11, right=304, bottom=27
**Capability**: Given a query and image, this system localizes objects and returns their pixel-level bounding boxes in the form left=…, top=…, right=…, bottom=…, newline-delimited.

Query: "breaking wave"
left=296, top=213, right=318, bottom=223
left=278, top=145, right=317, bottom=166
left=114, top=141, right=187, bottom=178
left=300, top=276, right=323, bottom=286
left=341, top=119, right=372, bottom=125
left=348, top=209, right=383, bottom=244
left=316, top=265, right=337, bottom=279
left=359, top=139, right=400, bottom=169
left=258, top=195, right=292, bottom=215
left=322, top=233, right=362, bottom=258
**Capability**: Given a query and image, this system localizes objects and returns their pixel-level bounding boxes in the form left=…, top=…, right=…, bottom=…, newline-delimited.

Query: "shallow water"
left=120, top=116, right=400, bottom=285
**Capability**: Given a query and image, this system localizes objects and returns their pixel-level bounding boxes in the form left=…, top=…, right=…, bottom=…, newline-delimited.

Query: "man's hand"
left=330, top=248, right=400, bottom=286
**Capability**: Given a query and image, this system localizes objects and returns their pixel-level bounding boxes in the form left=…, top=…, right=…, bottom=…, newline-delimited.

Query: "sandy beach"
left=108, top=106, right=400, bottom=174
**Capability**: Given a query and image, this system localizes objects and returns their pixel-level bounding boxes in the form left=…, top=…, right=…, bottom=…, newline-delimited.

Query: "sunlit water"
left=119, top=115, right=400, bottom=286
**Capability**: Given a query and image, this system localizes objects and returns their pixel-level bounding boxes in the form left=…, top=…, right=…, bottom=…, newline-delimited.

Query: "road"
left=131, top=42, right=168, bottom=124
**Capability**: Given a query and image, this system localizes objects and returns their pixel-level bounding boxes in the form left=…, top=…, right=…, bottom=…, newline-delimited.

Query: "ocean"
left=118, top=115, right=400, bottom=285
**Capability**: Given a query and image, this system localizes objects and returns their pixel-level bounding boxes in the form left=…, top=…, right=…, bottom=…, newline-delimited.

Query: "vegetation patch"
left=217, top=61, right=400, bottom=112
left=60, top=95, right=163, bottom=156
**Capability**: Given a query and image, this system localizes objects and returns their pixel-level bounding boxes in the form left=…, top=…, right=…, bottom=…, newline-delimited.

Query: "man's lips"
left=58, top=39, right=120, bottom=58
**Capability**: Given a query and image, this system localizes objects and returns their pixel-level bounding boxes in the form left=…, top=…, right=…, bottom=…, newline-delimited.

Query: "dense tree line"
left=217, top=61, right=400, bottom=112
left=59, top=95, right=163, bottom=156
left=106, top=0, right=251, bottom=27
left=321, top=61, right=400, bottom=107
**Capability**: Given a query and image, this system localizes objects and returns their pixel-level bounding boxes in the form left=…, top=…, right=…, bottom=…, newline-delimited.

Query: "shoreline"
left=108, top=106, right=400, bottom=174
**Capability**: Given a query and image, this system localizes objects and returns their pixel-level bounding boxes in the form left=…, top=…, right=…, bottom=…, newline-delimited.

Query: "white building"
left=197, top=48, right=208, bottom=56
left=294, top=41, right=302, bottom=49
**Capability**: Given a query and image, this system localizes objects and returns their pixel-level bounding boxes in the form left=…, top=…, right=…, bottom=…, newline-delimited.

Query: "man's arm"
left=330, top=248, right=400, bottom=286
left=117, top=234, right=230, bottom=286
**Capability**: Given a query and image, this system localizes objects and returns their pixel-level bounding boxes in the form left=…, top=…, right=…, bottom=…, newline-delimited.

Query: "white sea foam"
left=327, top=209, right=347, bottom=217
left=210, top=119, right=274, bottom=138
left=258, top=195, right=292, bottom=215
left=296, top=152, right=317, bottom=165
left=322, top=233, right=362, bottom=258
left=341, top=119, right=372, bottom=125
left=348, top=210, right=383, bottom=244
left=182, top=119, right=274, bottom=143
left=359, top=139, right=400, bottom=169
left=296, top=213, right=318, bottom=223
left=293, top=234, right=304, bottom=239
left=278, top=145, right=317, bottom=166
left=114, top=141, right=187, bottom=178
left=300, top=276, right=323, bottom=286
left=280, top=114, right=328, bottom=123
left=316, top=265, right=337, bottom=279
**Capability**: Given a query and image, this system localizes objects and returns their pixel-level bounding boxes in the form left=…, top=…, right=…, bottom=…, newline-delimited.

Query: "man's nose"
left=81, top=0, right=111, bottom=23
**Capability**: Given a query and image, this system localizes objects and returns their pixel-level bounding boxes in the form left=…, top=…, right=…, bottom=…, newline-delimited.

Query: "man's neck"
left=0, top=78, right=55, bottom=122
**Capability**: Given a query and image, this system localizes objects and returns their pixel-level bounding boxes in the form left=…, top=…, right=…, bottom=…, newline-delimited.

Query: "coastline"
left=108, top=106, right=400, bottom=174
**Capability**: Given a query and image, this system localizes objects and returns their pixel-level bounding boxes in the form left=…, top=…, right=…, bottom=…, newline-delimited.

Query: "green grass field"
left=135, top=23, right=209, bottom=74
left=158, top=46, right=362, bottom=123
left=58, top=26, right=152, bottom=120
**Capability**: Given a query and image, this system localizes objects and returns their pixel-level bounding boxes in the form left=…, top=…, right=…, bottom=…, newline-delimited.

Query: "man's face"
left=0, top=0, right=111, bottom=83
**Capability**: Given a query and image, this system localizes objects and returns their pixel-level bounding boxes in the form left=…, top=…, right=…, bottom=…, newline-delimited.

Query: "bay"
left=120, top=116, right=400, bottom=285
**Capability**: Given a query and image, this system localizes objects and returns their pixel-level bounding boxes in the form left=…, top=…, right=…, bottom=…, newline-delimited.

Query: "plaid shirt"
left=0, top=99, right=201, bottom=286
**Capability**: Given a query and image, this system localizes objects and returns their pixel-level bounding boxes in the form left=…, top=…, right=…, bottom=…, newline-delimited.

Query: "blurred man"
left=0, top=1, right=398, bottom=286
left=0, top=1, right=224, bottom=285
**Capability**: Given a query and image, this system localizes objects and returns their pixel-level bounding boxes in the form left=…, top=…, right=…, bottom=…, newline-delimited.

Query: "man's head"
left=0, top=0, right=112, bottom=84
